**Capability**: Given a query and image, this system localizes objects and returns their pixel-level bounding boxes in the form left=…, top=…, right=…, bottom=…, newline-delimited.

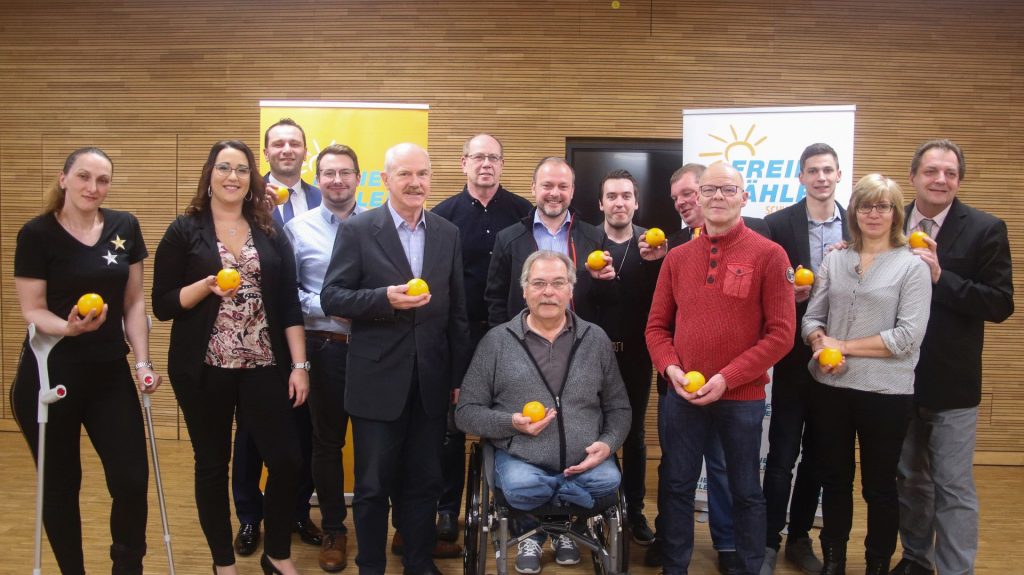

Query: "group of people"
left=11, top=122, right=1012, bottom=575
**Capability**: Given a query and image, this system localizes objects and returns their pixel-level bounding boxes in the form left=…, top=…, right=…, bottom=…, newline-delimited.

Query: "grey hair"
left=519, top=250, right=577, bottom=288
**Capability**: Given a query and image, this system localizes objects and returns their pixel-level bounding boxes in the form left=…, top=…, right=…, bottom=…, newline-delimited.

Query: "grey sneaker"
left=760, top=547, right=778, bottom=575
left=515, top=538, right=543, bottom=574
left=551, top=534, right=581, bottom=565
left=785, top=536, right=824, bottom=575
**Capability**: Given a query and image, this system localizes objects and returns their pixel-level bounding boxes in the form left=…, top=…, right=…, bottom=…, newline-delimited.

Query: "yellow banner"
left=259, top=101, right=429, bottom=208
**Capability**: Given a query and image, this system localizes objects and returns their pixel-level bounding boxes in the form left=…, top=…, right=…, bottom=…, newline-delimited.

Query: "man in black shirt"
left=432, top=134, right=532, bottom=546
left=588, top=170, right=666, bottom=546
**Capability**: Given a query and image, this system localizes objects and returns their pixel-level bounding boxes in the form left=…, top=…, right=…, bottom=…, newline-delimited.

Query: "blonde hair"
left=847, top=173, right=907, bottom=251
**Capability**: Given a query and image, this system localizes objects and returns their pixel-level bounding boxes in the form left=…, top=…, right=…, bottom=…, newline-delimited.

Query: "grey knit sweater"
left=455, top=309, right=632, bottom=473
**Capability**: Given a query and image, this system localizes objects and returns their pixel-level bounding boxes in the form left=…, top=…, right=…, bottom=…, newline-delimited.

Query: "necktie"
left=919, top=218, right=935, bottom=236
left=282, top=188, right=295, bottom=223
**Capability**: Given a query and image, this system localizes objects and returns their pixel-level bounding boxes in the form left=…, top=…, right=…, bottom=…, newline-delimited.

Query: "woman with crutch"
left=152, top=140, right=307, bottom=575
left=11, top=146, right=160, bottom=574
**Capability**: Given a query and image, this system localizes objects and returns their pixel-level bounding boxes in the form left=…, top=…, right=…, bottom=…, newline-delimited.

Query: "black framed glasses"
left=856, top=202, right=895, bottom=214
left=699, top=185, right=741, bottom=197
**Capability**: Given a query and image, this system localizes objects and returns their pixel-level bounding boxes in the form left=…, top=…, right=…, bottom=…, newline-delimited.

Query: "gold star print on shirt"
left=111, top=234, right=126, bottom=250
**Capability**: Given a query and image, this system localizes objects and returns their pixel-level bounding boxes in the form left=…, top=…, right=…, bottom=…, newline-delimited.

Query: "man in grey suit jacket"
left=321, top=143, right=471, bottom=575
left=892, top=140, right=1014, bottom=575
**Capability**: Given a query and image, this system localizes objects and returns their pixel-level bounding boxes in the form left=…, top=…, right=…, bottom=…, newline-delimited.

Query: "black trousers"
left=176, top=365, right=301, bottom=566
left=763, top=367, right=821, bottom=548
left=352, top=374, right=446, bottom=574
left=11, top=349, right=149, bottom=575
left=615, top=346, right=653, bottom=514
left=809, top=383, right=912, bottom=560
left=306, top=335, right=350, bottom=533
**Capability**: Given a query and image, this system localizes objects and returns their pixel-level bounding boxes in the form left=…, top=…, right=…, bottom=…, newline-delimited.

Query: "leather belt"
left=307, top=330, right=350, bottom=343
left=611, top=341, right=624, bottom=352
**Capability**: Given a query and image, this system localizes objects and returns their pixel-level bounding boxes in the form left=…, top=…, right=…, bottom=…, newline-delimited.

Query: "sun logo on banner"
left=306, top=138, right=337, bottom=186
left=699, top=124, right=767, bottom=162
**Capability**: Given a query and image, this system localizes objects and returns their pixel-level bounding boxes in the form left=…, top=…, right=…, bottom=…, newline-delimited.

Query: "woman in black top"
left=11, top=147, right=160, bottom=575
left=152, top=140, right=308, bottom=575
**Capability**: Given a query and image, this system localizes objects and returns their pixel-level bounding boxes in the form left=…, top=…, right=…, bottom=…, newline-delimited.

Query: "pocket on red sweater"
left=723, top=263, right=754, bottom=298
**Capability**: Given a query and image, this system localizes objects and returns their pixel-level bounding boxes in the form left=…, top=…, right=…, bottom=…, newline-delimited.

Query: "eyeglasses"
left=699, top=185, right=741, bottom=197
left=527, top=279, right=571, bottom=291
left=856, top=202, right=895, bottom=214
left=213, top=163, right=251, bottom=177
left=465, top=153, right=503, bottom=164
left=319, top=168, right=358, bottom=180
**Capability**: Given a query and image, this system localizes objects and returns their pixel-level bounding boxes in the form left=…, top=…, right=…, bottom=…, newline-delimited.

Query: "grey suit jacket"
left=320, top=203, right=471, bottom=421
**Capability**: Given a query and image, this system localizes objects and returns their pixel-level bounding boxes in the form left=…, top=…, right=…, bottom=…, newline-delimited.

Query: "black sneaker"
left=629, top=514, right=655, bottom=546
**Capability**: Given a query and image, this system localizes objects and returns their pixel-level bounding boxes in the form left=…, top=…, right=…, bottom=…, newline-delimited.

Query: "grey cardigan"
left=801, top=246, right=932, bottom=395
left=455, top=309, right=632, bottom=473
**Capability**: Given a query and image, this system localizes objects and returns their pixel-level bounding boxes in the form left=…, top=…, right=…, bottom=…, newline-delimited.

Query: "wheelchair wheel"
left=589, top=491, right=630, bottom=575
left=463, top=442, right=488, bottom=575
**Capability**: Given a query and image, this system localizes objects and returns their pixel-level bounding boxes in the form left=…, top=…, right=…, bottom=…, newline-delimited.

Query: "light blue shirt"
left=284, top=202, right=365, bottom=334
left=387, top=201, right=426, bottom=278
left=532, top=210, right=572, bottom=255
left=807, top=203, right=844, bottom=274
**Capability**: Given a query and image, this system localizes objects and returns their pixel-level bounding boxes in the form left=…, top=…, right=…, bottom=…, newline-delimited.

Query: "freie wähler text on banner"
left=682, top=105, right=855, bottom=219
left=259, top=100, right=429, bottom=209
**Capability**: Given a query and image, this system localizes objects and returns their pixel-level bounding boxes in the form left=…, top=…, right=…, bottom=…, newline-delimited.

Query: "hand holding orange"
left=407, top=278, right=430, bottom=296
left=645, top=227, right=666, bottom=248
left=586, top=250, right=608, bottom=270
left=76, top=293, right=104, bottom=317
left=908, top=230, right=929, bottom=249
left=522, top=401, right=546, bottom=423
left=273, top=187, right=290, bottom=206
left=216, top=268, right=241, bottom=291
left=794, top=266, right=815, bottom=287
left=819, top=347, right=844, bottom=368
left=682, top=370, right=706, bottom=393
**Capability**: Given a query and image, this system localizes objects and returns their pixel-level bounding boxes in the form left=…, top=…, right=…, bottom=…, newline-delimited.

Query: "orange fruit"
left=908, top=230, right=929, bottom=249
left=522, top=401, right=545, bottom=423
left=407, top=278, right=430, bottom=296
left=216, top=268, right=241, bottom=291
left=586, top=250, right=607, bottom=270
left=273, top=187, right=290, bottom=205
left=76, top=293, right=104, bottom=317
left=645, top=227, right=666, bottom=247
left=819, top=347, right=844, bottom=368
left=693, top=227, right=702, bottom=238
left=683, top=370, right=706, bottom=393
left=794, top=267, right=815, bottom=287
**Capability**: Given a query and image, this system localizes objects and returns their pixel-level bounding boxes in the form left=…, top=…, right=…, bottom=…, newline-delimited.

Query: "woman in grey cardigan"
left=801, top=174, right=932, bottom=575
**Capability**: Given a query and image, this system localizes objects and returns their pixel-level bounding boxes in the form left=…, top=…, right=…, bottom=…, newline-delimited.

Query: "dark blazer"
left=905, top=198, right=1014, bottom=409
left=320, top=203, right=471, bottom=421
left=484, top=209, right=604, bottom=326
left=152, top=210, right=303, bottom=390
left=265, top=174, right=322, bottom=226
left=666, top=215, right=772, bottom=250
left=764, top=199, right=850, bottom=381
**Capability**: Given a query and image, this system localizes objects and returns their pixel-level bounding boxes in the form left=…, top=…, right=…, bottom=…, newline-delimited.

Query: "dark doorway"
left=566, top=138, right=683, bottom=233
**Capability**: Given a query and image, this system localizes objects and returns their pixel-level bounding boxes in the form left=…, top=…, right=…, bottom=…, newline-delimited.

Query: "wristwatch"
left=291, top=361, right=311, bottom=371
left=134, top=361, right=153, bottom=371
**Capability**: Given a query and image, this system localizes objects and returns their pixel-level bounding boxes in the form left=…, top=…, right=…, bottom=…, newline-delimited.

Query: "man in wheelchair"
left=456, top=250, right=632, bottom=574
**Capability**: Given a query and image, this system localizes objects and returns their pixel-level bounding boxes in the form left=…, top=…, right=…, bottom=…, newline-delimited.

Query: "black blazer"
left=905, top=198, right=1014, bottom=409
left=320, top=203, right=471, bottom=422
left=152, top=210, right=303, bottom=390
left=764, top=199, right=850, bottom=379
left=484, top=209, right=604, bottom=326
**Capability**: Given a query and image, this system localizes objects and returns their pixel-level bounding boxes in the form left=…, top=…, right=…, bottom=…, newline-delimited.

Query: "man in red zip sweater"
left=646, top=162, right=795, bottom=575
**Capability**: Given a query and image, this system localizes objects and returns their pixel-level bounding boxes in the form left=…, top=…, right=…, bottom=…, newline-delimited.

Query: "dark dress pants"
left=307, top=335, right=350, bottom=533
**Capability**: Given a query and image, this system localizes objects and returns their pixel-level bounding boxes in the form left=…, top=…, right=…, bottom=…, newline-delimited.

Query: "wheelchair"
left=463, top=440, right=630, bottom=575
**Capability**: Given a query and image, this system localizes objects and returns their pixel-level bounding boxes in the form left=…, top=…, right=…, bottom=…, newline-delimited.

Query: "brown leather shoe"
left=391, top=532, right=463, bottom=559
left=319, top=531, right=347, bottom=573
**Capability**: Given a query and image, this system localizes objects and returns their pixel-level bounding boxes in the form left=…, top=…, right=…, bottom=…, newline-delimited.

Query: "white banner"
left=682, top=105, right=856, bottom=219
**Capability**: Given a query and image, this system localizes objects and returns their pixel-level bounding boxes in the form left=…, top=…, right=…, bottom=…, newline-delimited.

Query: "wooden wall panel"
left=0, top=0, right=1021, bottom=456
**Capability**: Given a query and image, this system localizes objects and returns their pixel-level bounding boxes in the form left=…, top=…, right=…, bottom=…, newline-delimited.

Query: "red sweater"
left=645, top=220, right=795, bottom=401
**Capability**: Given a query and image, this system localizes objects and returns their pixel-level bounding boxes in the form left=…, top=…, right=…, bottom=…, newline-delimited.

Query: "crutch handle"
left=39, top=385, right=67, bottom=405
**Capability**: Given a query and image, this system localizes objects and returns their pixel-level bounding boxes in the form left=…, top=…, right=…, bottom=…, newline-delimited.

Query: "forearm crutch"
left=28, top=323, right=66, bottom=575
left=141, top=317, right=175, bottom=574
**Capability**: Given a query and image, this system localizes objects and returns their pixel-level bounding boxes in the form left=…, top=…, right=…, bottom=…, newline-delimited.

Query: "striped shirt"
left=801, top=246, right=932, bottom=395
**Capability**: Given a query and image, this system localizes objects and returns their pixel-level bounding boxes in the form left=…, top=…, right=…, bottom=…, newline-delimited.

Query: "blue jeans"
left=705, top=426, right=736, bottom=551
left=660, top=393, right=766, bottom=575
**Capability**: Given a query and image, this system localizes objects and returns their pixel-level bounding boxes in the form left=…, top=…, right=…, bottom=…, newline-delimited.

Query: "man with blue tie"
left=233, top=117, right=323, bottom=556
